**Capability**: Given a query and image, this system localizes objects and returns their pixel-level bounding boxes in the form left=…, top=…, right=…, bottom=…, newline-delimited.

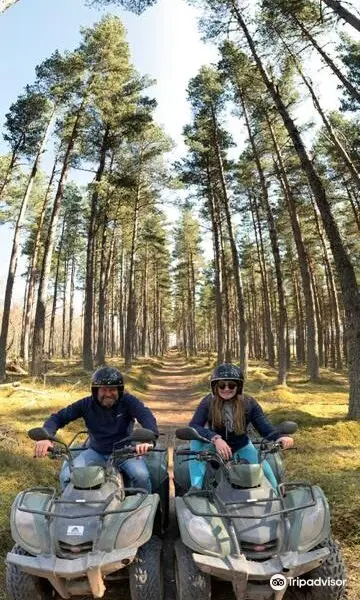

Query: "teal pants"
left=189, top=440, right=278, bottom=490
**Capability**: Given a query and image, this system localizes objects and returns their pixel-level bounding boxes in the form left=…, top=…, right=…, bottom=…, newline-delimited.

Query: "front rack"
left=183, top=481, right=317, bottom=519
left=16, top=485, right=148, bottom=519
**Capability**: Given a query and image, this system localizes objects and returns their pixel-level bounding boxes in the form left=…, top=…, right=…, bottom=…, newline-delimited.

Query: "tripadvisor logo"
left=270, top=574, right=346, bottom=591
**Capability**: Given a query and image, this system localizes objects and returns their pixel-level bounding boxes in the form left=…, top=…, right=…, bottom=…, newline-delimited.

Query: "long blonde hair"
left=211, top=391, right=246, bottom=434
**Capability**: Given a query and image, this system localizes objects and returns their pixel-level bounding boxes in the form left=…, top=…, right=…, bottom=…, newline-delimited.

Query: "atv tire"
left=129, top=535, right=164, bottom=600
left=6, top=545, right=53, bottom=600
left=174, top=539, right=211, bottom=600
left=285, top=537, right=346, bottom=600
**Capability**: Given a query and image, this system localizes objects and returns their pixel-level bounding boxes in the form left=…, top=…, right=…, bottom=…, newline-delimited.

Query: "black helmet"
left=91, top=366, right=124, bottom=401
left=210, top=363, right=244, bottom=394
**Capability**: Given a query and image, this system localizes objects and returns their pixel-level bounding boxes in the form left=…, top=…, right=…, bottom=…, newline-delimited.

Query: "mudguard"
left=284, top=484, right=330, bottom=552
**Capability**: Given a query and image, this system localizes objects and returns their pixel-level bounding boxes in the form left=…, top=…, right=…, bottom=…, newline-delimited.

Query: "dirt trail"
left=144, top=353, right=210, bottom=600
left=142, top=353, right=235, bottom=600
left=107, top=352, right=234, bottom=600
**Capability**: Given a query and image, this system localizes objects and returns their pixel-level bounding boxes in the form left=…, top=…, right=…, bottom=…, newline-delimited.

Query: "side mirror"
left=175, top=427, right=208, bottom=442
left=28, top=427, right=62, bottom=444
left=274, top=421, right=298, bottom=436
left=129, top=428, right=157, bottom=443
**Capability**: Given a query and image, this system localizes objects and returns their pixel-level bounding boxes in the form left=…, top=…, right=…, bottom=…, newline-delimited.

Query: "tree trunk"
left=344, top=182, right=360, bottom=233
left=95, top=219, right=108, bottom=366
left=68, top=256, right=75, bottom=358
left=48, top=217, right=66, bottom=358
left=83, top=124, right=110, bottom=370
left=61, top=259, right=68, bottom=358
left=207, top=164, right=224, bottom=363
left=0, top=112, right=53, bottom=380
left=249, top=193, right=275, bottom=367
left=229, top=4, right=360, bottom=408
left=31, top=105, right=84, bottom=377
left=321, top=0, right=360, bottom=32
left=210, top=100, right=248, bottom=373
left=219, top=219, right=232, bottom=362
left=292, top=266, right=305, bottom=365
left=280, top=34, right=360, bottom=189
left=272, top=155, right=319, bottom=381
left=124, top=182, right=141, bottom=368
left=22, top=152, right=59, bottom=369
left=141, top=244, right=148, bottom=356
left=119, top=243, right=125, bottom=357
left=292, top=14, right=360, bottom=104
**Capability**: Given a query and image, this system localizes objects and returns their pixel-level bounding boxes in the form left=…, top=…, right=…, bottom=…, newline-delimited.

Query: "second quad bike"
left=173, top=422, right=346, bottom=600
left=6, top=426, right=169, bottom=600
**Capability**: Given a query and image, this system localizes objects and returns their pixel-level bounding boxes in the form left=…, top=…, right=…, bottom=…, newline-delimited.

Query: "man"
left=34, top=366, right=158, bottom=491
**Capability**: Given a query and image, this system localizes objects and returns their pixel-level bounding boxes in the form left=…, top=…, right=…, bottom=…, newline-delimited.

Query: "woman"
left=188, top=362, right=294, bottom=490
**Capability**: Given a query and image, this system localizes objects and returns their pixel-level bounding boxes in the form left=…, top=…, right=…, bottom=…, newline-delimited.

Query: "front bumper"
left=6, top=547, right=137, bottom=598
left=193, top=547, right=329, bottom=596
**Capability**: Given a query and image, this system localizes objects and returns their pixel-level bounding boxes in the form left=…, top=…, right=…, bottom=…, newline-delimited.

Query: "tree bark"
left=321, top=0, right=360, bottom=32
left=83, top=124, right=110, bottom=370
left=0, top=112, right=53, bottom=380
left=22, top=152, right=59, bottom=369
left=229, top=5, right=359, bottom=399
left=124, top=180, right=141, bottom=368
left=292, top=14, right=360, bottom=104
left=68, top=256, right=75, bottom=358
left=31, top=104, right=84, bottom=376
left=207, top=163, right=224, bottom=363
left=210, top=100, right=248, bottom=373
left=280, top=34, right=360, bottom=189
left=48, top=217, right=66, bottom=357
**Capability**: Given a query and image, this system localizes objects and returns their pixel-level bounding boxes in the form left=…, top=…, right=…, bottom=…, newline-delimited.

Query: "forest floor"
left=0, top=351, right=359, bottom=599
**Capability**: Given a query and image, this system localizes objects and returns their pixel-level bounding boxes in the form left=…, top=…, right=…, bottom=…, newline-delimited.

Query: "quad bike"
left=6, top=426, right=169, bottom=600
left=173, top=422, right=346, bottom=600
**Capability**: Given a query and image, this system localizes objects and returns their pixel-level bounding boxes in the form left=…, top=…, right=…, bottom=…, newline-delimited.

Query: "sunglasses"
left=217, top=381, right=237, bottom=391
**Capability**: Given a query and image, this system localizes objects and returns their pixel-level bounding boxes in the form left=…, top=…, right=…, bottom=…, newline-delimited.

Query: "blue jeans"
left=59, top=447, right=152, bottom=492
left=189, top=440, right=278, bottom=490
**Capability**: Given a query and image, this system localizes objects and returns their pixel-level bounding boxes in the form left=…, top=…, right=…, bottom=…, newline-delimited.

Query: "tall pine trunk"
left=207, top=164, right=224, bottom=363
left=22, top=153, right=59, bottom=368
left=124, top=182, right=141, bottom=368
left=68, top=256, right=75, bottom=358
left=230, top=3, right=360, bottom=408
left=292, top=14, right=360, bottom=103
left=210, top=101, right=248, bottom=373
left=83, top=124, right=110, bottom=370
left=31, top=105, right=83, bottom=376
left=0, top=113, right=53, bottom=380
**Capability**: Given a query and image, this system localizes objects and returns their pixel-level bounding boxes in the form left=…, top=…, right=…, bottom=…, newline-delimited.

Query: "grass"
left=0, top=355, right=359, bottom=598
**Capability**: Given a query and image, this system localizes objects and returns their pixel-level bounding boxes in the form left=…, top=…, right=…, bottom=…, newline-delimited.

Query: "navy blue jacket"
left=43, top=393, right=159, bottom=454
left=189, top=394, right=277, bottom=452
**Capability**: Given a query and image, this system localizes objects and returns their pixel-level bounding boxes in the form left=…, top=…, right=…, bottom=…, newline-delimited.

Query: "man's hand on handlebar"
left=34, top=439, right=54, bottom=458
left=135, top=442, right=153, bottom=455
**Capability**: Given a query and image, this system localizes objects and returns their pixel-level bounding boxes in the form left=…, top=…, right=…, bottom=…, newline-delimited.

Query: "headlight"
left=14, top=510, right=42, bottom=553
left=115, top=505, right=152, bottom=548
left=298, top=499, right=325, bottom=549
left=182, top=507, right=218, bottom=553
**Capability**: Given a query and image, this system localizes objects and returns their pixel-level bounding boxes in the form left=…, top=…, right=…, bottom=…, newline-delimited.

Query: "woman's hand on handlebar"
left=276, top=436, right=294, bottom=450
left=212, top=437, right=232, bottom=460
left=34, top=439, right=54, bottom=458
